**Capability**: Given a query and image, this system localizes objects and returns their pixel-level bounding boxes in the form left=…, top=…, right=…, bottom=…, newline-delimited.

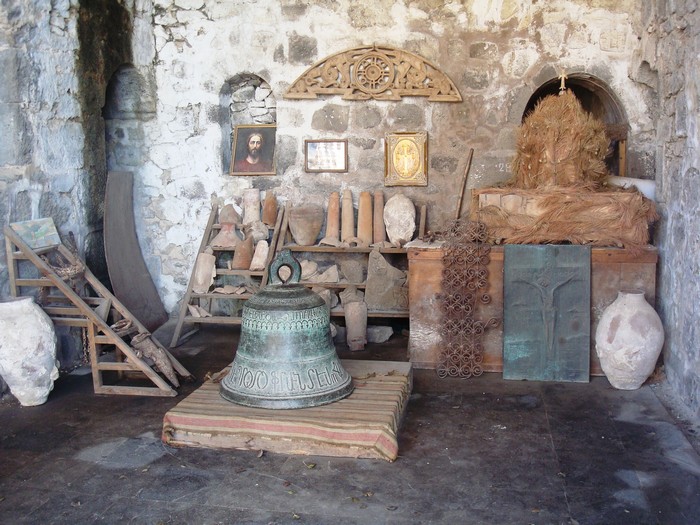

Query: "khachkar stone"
left=357, top=191, right=373, bottom=245
left=383, top=193, right=416, bottom=246
left=242, top=188, right=261, bottom=225
left=341, top=189, right=354, bottom=242
left=373, top=190, right=386, bottom=244
left=320, top=191, right=341, bottom=246
left=364, top=249, right=408, bottom=311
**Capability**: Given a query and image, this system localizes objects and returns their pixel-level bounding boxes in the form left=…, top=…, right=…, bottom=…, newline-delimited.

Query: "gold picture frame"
left=385, top=131, right=428, bottom=186
left=230, top=124, right=276, bottom=176
left=304, top=139, right=348, bottom=173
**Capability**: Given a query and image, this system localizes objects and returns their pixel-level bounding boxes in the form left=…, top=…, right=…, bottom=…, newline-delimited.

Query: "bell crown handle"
left=269, top=249, right=302, bottom=285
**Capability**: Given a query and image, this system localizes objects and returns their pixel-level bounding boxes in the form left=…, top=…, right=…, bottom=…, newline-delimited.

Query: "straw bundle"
left=510, top=90, right=609, bottom=189
left=470, top=186, right=658, bottom=251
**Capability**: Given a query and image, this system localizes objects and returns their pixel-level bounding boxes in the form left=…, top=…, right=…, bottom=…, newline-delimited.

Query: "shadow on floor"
left=1, top=322, right=699, bottom=524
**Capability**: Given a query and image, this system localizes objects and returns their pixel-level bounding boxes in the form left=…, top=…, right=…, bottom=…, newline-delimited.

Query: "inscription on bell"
left=243, top=305, right=328, bottom=332
left=229, top=361, right=347, bottom=395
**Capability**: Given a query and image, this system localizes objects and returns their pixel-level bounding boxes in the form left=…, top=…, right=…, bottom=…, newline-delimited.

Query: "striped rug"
left=162, top=360, right=412, bottom=461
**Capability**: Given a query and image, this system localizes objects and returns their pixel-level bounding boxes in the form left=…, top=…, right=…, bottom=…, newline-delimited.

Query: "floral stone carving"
left=285, top=45, right=462, bottom=102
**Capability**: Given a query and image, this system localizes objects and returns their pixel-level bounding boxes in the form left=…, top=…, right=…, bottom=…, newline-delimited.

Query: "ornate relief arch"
left=284, top=45, right=462, bottom=102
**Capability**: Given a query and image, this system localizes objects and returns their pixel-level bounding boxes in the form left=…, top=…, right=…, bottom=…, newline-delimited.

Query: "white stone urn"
left=0, top=297, right=59, bottom=406
left=595, top=290, right=664, bottom=390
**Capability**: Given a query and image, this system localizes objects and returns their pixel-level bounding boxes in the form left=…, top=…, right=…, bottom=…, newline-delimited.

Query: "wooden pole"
left=455, top=148, right=474, bottom=220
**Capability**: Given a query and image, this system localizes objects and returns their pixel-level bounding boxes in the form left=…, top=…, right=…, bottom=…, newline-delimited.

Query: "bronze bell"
left=220, top=250, right=354, bottom=409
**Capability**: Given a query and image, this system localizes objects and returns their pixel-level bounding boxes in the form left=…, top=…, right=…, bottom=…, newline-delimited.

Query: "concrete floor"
left=1, top=322, right=699, bottom=525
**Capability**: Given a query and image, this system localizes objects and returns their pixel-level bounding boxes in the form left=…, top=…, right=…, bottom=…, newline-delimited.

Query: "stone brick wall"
left=1, top=0, right=672, bottom=376
left=650, top=1, right=700, bottom=413
left=135, top=0, right=655, bottom=312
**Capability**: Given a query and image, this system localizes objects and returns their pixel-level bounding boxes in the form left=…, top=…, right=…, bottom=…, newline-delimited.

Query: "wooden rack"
left=169, top=204, right=285, bottom=347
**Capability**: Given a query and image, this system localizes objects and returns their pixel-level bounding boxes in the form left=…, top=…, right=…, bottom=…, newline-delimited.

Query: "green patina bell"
left=220, top=250, right=354, bottom=409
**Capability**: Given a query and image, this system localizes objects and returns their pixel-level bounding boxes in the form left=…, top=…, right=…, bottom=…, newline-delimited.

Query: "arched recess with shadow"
left=522, top=73, right=629, bottom=177
left=101, top=64, right=167, bottom=330
left=219, top=73, right=276, bottom=174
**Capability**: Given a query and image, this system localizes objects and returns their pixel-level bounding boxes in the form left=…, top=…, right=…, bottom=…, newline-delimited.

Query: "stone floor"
left=1, top=322, right=699, bottom=525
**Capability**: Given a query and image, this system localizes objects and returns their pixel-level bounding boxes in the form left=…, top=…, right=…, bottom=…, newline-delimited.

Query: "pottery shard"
left=219, top=203, right=241, bottom=225
left=192, top=252, right=217, bottom=293
left=364, top=249, right=408, bottom=311
left=339, top=285, right=364, bottom=306
left=261, top=192, right=278, bottom=226
left=300, top=259, right=319, bottom=280
left=248, top=240, right=269, bottom=271
left=245, top=220, right=270, bottom=243
left=383, top=193, right=416, bottom=246
left=367, top=325, right=394, bottom=343
left=307, top=265, right=339, bottom=283
left=339, top=259, right=364, bottom=283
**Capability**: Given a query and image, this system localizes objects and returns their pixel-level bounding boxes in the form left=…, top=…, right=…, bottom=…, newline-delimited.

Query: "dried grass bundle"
left=510, top=90, right=609, bottom=189
left=471, top=186, right=658, bottom=251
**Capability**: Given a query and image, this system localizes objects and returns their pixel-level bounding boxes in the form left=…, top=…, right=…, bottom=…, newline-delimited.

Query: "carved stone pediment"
left=284, top=45, right=462, bottom=102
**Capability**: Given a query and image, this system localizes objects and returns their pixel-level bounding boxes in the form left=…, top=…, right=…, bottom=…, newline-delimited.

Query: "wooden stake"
left=455, top=148, right=474, bottom=220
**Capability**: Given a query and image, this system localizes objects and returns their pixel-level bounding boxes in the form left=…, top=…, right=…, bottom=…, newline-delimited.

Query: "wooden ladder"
left=169, top=204, right=285, bottom=347
left=4, top=219, right=192, bottom=397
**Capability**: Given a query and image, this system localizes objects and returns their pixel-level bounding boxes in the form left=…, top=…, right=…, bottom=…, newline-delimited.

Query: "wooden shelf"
left=330, top=309, right=409, bottom=318
left=170, top=205, right=285, bottom=347
left=215, top=269, right=265, bottom=277
left=299, top=282, right=366, bottom=289
left=190, top=292, right=254, bottom=300
left=182, top=315, right=243, bottom=325
left=282, top=244, right=406, bottom=254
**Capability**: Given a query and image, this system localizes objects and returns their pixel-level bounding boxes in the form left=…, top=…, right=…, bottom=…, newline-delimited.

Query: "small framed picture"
left=230, top=124, right=276, bottom=176
left=304, top=139, right=348, bottom=173
left=385, top=131, right=428, bottom=186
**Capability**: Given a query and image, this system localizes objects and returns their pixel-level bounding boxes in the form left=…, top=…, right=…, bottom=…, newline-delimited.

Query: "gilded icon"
left=385, top=132, right=427, bottom=186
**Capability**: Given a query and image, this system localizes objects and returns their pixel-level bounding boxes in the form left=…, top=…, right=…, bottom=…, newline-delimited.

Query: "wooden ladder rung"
left=43, top=306, right=82, bottom=316
left=95, top=362, right=140, bottom=371
left=16, top=278, right=55, bottom=287
left=94, top=385, right=177, bottom=397
left=50, top=316, right=89, bottom=327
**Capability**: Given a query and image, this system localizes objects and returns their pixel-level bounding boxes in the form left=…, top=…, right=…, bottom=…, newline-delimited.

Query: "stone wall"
left=1, top=1, right=666, bottom=373
left=132, top=0, right=655, bottom=313
left=650, top=1, right=700, bottom=413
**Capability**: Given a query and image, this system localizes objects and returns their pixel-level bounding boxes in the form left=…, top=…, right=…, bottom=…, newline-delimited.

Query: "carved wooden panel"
left=503, top=245, right=591, bottom=383
left=284, top=45, right=462, bottom=102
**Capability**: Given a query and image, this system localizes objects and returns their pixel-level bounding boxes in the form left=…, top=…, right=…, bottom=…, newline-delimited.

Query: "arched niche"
left=220, top=74, right=276, bottom=174
left=103, top=64, right=155, bottom=171
left=522, top=73, right=628, bottom=177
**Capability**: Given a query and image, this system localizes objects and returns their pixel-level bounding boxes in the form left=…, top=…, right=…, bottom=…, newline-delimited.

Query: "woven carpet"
left=162, top=360, right=412, bottom=461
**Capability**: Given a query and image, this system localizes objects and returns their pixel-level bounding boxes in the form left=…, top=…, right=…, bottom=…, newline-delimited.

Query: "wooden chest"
left=407, top=245, right=658, bottom=376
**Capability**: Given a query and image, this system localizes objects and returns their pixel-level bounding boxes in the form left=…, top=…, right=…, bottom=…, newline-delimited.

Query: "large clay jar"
left=288, top=204, right=324, bottom=246
left=0, top=297, right=59, bottom=406
left=595, top=290, right=665, bottom=390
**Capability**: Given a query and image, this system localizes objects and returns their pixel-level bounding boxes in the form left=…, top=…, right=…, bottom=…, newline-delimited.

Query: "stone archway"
left=522, top=73, right=629, bottom=176
left=220, top=74, right=277, bottom=174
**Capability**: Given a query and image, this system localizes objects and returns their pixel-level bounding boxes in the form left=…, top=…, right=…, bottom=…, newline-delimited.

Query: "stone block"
left=469, top=42, right=498, bottom=60
left=288, top=32, right=317, bottom=64
left=312, top=104, right=349, bottom=133
left=0, top=49, right=19, bottom=101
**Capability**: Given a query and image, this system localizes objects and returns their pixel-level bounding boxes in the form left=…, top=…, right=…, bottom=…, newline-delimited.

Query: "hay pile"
left=510, top=90, right=609, bottom=189
left=470, top=89, right=657, bottom=250
left=471, top=187, right=658, bottom=250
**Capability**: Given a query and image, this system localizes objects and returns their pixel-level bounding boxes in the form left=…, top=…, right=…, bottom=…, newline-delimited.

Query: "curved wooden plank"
left=104, top=171, right=168, bottom=331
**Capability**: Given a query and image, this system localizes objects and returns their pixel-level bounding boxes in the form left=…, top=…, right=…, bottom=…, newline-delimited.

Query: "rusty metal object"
left=220, top=250, right=354, bottom=409
left=437, top=219, right=499, bottom=378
